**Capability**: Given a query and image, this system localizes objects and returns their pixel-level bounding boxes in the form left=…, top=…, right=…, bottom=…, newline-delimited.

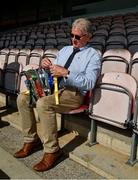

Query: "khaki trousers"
left=17, top=89, right=84, bottom=153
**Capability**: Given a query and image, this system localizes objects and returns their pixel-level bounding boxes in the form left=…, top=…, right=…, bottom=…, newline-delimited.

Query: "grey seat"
left=105, top=35, right=127, bottom=51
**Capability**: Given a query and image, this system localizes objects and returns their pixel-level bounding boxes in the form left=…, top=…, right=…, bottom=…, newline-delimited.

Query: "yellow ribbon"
left=53, top=77, right=59, bottom=105
left=23, top=90, right=29, bottom=95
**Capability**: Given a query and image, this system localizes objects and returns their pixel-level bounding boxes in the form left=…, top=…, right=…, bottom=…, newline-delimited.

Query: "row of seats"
left=89, top=12, right=138, bottom=30
left=0, top=48, right=59, bottom=69
left=0, top=21, right=70, bottom=39
left=0, top=47, right=137, bottom=75
left=0, top=48, right=59, bottom=107
left=0, top=22, right=71, bottom=50
left=89, top=12, right=138, bottom=54
left=0, top=12, right=138, bottom=54
left=0, top=37, right=71, bottom=51
left=0, top=47, right=137, bottom=73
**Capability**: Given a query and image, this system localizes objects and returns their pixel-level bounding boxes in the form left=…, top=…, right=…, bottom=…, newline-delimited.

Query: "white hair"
left=72, top=18, right=92, bottom=36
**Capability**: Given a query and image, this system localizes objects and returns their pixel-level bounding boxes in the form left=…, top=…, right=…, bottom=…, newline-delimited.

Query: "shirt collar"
left=72, top=44, right=90, bottom=51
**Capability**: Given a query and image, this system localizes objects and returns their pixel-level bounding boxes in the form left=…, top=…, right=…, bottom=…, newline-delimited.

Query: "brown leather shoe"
left=33, top=149, right=63, bottom=172
left=14, top=139, right=42, bottom=158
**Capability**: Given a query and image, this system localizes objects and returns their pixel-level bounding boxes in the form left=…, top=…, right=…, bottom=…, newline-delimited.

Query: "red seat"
left=62, top=90, right=92, bottom=114
left=60, top=90, right=92, bottom=130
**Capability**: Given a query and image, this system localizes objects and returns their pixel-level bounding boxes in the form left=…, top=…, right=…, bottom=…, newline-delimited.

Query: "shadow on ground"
left=0, top=169, right=10, bottom=179
left=0, top=120, right=10, bottom=128
left=53, top=130, right=87, bottom=167
left=0, top=106, right=17, bottom=116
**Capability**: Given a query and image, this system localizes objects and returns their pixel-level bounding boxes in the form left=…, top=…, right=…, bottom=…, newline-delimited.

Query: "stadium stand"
left=0, top=5, right=138, bottom=172
left=1, top=12, right=137, bottom=55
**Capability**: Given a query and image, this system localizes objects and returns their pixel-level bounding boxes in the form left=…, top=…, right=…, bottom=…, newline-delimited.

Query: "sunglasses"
left=70, top=33, right=86, bottom=40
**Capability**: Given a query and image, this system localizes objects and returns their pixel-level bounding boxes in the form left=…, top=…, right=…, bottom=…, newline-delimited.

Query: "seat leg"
left=6, top=95, right=9, bottom=108
left=87, top=119, right=98, bottom=146
left=60, top=114, right=65, bottom=131
left=127, top=132, right=138, bottom=166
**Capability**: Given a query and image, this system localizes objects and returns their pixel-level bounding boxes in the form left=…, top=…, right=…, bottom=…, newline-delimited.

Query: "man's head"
left=71, top=18, right=92, bottom=48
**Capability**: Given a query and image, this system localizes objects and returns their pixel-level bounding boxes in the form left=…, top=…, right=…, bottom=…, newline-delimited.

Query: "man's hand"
left=41, top=57, right=52, bottom=69
left=49, top=65, right=69, bottom=77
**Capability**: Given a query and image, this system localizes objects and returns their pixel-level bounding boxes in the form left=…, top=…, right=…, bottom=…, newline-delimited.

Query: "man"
left=14, top=18, right=101, bottom=172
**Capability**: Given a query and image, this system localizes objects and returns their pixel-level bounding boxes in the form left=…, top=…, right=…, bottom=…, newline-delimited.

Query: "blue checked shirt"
left=54, top=45, right=101, bottom=95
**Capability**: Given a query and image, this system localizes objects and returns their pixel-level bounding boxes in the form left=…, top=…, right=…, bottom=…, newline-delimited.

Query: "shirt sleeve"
left=65, top=52, right=101, bottom=91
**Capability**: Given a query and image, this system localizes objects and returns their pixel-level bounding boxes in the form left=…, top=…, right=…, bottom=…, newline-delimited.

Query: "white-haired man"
left=14, top=18, right=101, bottom=172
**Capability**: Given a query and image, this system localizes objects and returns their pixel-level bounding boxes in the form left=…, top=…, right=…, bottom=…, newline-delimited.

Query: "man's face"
left=71, top=28, right=91, bottom=48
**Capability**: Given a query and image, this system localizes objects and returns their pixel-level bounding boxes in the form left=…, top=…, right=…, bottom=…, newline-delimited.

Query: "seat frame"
left=88, top=75, right=138, bottom=166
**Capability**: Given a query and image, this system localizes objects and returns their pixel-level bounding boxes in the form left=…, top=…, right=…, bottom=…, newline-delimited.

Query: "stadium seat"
left=16, top=40, right=26, bottom=50
left=61, top=90, right=92, bottom=131
left=111, top=22, right=125, bottom=29
left=109, top=27, right=126, bottom=36
left=7, top=48, right=20, bottom=64
left=29, top=48, right=44, bottom=66
left=93, top=29, right=108, bottom=40
left=129, top=51, right=138, bottom=81
left=56, top=38, right=71, bottom=50
left=0, top=40, right=5, bottom=49
left=56, top=32, right=67, bottom=38
left=4, top=40, right=10, bottom=48
left=34, top=38, right=45, bottom=49
left=0, top=48, right=10, bottom=87
left=105, top=35, right=127, bottom=50
left=89, top=72, right=137, bottom=165
left=127, top=35, right=138, bottom=55
left=126, top=27, right=138, bottom=36
left=102, top=48, right=131, bottom=74
left=127, top=51, right=138, bottom=165
left=17, top=49, right=31, bottom=67
left=43, top=48, right=59, bottom=63
left=25, top=39, right=35, bottom=50
left=90, top=36, right=106, bottom=53
left=45, top=38, right=57, bottom=47
left=46, top=33, right=56, bottom=39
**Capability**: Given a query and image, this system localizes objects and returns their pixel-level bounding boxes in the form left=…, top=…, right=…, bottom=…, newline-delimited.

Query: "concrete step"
left=0, top=147, right=41, bottom=179
left=63, top=114, right=134, bottom=157
left=70, top=141, right=138, bottom=179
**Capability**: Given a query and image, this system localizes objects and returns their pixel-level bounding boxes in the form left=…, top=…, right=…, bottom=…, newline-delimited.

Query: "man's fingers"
left=41, top=58, right=52, bottom=68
